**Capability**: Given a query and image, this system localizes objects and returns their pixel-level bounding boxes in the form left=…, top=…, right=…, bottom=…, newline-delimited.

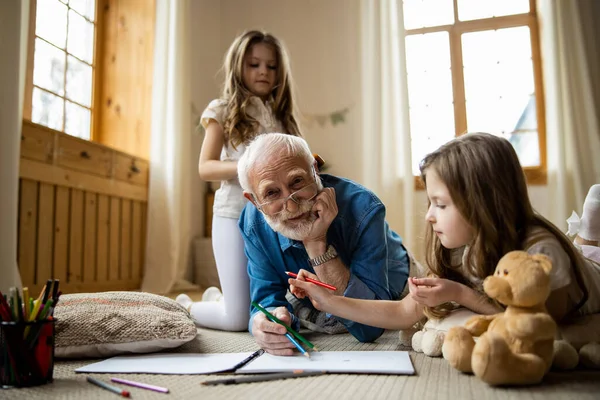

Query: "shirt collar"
left=277, top=232, right=304, bottom=252
left=249, top=95, right=274, bottom=105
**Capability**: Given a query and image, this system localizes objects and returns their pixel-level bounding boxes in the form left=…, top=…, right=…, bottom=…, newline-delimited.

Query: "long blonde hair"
left=419, top=132, right=589, bottom=320
left=221, top=30, right=301, bottom=148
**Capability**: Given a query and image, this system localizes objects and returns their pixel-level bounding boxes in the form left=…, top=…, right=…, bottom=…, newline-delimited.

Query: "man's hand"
left=302, top=188, right=338, bottom=253
left=251, top=306, right=297, bottom=356
left=288, top=269, right=334, bottom=311
left=408, top=277, right=462, bottom=307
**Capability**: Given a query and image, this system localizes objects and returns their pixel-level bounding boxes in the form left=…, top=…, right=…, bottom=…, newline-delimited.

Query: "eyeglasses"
left=254, top=182, right=319, bottom=216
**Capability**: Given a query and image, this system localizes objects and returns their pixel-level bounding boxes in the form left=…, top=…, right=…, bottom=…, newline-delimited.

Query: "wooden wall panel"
left=131, top=201, right=142, bottom=281
left=96, top=194, right=110, bottom=282
left=83, top=192, right=98, bottom=283
left=36, top=183, right=55, bottom=284
left=53, top=186, right=70, bottom=284
left=18, top=122, right=149, bottom=294
left=120, top=199, right=132, bottom=279
left=18, top=179, right=38, bottom=286
left=97, top=0, right=155, bottom=159
left=68, top=189, right=85, bottom=283
left=108, top=196, right=121, bottom=281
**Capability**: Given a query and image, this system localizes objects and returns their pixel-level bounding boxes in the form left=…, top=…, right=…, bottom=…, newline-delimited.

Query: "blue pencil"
left=285, top=332, right=310, bottom=358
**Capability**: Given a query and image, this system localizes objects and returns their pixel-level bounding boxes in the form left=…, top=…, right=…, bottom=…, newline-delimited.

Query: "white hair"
left=238, top=133, right=314, bottom=194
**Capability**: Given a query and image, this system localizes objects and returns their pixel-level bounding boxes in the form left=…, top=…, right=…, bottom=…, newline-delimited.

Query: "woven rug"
left=4, top=329, right=600, bottom=400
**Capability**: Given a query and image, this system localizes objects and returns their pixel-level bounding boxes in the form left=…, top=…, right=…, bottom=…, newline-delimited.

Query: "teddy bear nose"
left=503, top=269, right=508, bottom=275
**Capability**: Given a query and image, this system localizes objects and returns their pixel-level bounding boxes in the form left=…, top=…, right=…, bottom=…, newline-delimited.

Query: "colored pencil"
left=111, top=377, right=169, bottom=393
left=285, top=332, right=309, bottom=358
left=285, top=271, right=337, bottom=291
left=23, top=287, right=30, bottom=320
left=202, top=371, right=326, bottom=385
left=87, top=377, right=131, bottom=397
left=251, top=302, right=318, bottom=351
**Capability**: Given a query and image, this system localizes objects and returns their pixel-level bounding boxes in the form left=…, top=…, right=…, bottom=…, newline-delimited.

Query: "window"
left=403, top=0, right=546, bottom=185
left=25, top=0, right=97, bottom=140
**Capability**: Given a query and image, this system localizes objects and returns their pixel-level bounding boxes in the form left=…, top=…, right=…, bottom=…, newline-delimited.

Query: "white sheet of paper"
left=75, top=352, right=255, bottom=375
left=236, top=351, right=414, bottom=375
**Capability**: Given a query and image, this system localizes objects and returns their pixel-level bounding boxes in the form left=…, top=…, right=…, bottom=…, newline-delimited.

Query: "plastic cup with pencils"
left=0, top=282, right=60, bottom=388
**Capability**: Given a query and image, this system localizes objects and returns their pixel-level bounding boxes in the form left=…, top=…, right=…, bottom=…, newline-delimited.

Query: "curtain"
left=0, top=0, right=28, bottom=293
left=538, top=0, right=600, bottom=227
left=141, top=0, right=198, bottom=294
left=360, top=0, right=418, bottom=254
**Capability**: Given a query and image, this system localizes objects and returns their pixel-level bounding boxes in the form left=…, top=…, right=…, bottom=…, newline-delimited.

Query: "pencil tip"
left=304, top=353, right=311, bottom=358
left=313, top=347, right=320, bottom=352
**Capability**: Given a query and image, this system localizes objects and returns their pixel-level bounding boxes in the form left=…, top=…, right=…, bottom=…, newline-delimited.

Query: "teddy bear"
left=399, top=308, right=479, bottom=357
left=442, top=251, right=557, bottom=386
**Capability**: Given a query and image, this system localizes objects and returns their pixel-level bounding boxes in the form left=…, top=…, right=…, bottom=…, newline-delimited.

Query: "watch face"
left=328, top=245, right=337, bottom=256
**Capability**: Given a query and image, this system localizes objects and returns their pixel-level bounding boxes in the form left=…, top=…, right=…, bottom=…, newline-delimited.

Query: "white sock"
left=201, top=287, right=223, bottom=302
left=579, top=184, right=600, bottom=242
left=175, top=294, right=193, bottom=312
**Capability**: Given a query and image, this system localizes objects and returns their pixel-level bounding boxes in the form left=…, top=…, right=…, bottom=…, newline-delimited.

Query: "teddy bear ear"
left=531, top=254, right=553, bottom=274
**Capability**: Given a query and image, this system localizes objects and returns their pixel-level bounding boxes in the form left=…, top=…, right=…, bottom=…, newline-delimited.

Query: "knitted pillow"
left=54, top=291, right=197, bottom=359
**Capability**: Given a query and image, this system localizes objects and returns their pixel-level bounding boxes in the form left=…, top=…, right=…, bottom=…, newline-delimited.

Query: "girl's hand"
left=288, top=269, right=333, bottom=311
left=408, top=277, right=462, bottom=307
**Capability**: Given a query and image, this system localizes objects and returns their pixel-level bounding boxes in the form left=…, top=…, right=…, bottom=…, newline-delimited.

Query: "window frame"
left=22, top=0, right=105, bottom=142
left=407, top=0, right=546, bottom=189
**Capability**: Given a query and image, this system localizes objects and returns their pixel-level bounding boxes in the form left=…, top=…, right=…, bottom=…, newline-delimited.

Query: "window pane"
left=65, top=101, right=91, bottom=139
left=462, top=27, right=532, bottom=68
left=67, top=9, right=95, bottom=64
left=405, top=32, right=455, bottom=173
left=410, top=104, right=456, bottom=175
left=403, top=0, right=454, bottom=30
left=69, top=0, right=96, bottom=21
left=66, top=55, right=92, bottom=107
left=32, top=87, right=64, bottom=131
left=458, top=0, right=529, bottom=21
left=36, top=0, right=68, bottom=49
left=405, top=32, right=451, bottom=74
left=33, top=38, right=66, bottom=96
left=462, top=27, right=539, bottom=167
left=406, top=33, right=453, bottom=107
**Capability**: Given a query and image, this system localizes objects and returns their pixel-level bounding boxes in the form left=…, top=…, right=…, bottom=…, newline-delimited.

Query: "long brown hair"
left=419, top=132, right=589, bottom=319
left=221, top=30, right=301, bottom=148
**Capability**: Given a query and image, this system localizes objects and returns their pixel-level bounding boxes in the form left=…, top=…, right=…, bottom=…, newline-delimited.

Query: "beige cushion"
left=54, top=291, right=197, bottom=359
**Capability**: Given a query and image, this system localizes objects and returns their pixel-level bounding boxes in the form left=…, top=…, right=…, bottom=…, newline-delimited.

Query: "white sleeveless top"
left=200, top=97, right=284, bottom=219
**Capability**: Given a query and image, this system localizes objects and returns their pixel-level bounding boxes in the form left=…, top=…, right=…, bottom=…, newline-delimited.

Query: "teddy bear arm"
left=506, top=313, right=556, bottom=340
left=464, top=314, right=498, bottom=336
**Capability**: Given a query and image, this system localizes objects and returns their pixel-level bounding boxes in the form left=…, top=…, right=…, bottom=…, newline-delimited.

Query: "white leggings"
left=189, top=215, right=249, bottom=331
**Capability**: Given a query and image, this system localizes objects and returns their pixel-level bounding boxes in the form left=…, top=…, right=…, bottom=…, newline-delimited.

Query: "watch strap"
left=308, top=245, right=338, bottom=267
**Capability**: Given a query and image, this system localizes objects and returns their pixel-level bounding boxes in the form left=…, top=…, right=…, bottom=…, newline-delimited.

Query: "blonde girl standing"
left=177, top=30, right=301, bottom=331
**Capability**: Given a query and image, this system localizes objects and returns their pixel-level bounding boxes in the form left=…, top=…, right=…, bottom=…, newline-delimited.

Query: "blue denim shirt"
left=239, top=174, right=410, bottom=343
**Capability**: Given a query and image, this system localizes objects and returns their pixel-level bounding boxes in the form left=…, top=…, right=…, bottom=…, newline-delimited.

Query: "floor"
left=12, top=329, right=600, bottom=400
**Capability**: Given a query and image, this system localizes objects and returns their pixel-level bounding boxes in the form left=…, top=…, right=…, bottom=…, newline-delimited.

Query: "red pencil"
left=285, top=271, right=337, bottom=291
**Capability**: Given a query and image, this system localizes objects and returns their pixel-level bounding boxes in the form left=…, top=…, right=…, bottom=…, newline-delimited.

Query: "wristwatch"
left=308, top=245, right=338, bottom=267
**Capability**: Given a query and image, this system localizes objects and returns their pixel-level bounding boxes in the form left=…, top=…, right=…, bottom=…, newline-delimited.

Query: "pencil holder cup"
left=0, top=319, right=56, bottom=388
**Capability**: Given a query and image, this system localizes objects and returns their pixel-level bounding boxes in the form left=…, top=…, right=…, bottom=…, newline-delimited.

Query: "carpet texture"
left=3, top=329, right=600, bottom=399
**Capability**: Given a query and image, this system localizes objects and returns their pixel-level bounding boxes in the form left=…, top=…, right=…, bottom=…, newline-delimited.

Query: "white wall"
left=188, top=0, right=223, bottom=239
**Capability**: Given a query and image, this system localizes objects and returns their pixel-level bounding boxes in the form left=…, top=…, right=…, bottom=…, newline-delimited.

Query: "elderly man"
left=238, top=133, right=411, bottom=355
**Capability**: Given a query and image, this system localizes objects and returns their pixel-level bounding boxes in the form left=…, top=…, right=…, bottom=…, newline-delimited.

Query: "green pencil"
left=251, top=301, right=318, bottom=351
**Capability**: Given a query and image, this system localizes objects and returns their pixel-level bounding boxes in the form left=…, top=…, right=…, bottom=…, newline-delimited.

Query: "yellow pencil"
left=29, top=299, right=41, bottom=321
left=23, top=287, right=30, bottom=320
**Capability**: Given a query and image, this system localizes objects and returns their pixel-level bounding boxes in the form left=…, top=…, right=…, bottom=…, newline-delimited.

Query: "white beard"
left=264, top=201, right=318, bottom=241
